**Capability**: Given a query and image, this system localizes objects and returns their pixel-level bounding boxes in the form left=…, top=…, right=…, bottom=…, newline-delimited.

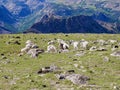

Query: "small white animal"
left=47, top=45, right=57, bottom=53
left=72, top=41, right=79, bottom=50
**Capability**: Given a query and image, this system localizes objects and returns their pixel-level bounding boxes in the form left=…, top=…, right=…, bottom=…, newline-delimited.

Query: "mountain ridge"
left=25, top=14, right=111, bottom=33
left=0, top=0, right=120, bottom=33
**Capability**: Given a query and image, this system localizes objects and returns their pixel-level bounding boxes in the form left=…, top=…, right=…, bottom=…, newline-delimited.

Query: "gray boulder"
left=56, top=74, right=89, bottom=85
left=111, top=51, right=120, bottom=56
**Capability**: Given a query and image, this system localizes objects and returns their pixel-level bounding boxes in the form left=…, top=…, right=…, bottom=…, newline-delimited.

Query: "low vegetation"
left=0, top=34, right=120, bottom=90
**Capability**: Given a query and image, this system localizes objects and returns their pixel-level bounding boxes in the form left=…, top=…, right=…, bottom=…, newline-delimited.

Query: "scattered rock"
left=6, top=40, right=21, bottom=45
left=56, top=74, right=90, bottom=85
left=37, top=65, right=61, bottom=74
left=113, top=86, right=120, bottom=90
left=74, top=64, right=79, bottom=68
left=82, top=70, right=87, bottom=72
left=1, top=53, right=4, bottom=56
left=68, top=56, right=72, bottom=58
left=67, top=70, right=75, bottom=73
left=80, top=66, right=84, bottom=69
left=56, top=74, right=66, bottom=80
left=6, top=59, right=11, bottom=63
left=103, top=56, right=110, bottom=62
left=42, top=85, right=47, bottom=88
left=111, top=47, right=117, bottom=51
left=89, top=70, right=94, bottom=73
left=65, top=34, right=69, bottom=37
left=97, top=47, right=107, bottom=51
left=89, top=46, right=97, bottom=51
left=30, top=80, right=35, bottom=82
left=114, top=45, right=119, bottom=48
left=18, top=53, right=24, bottom=57
left=9, top=80, right=16, bottom=85
left=111, top=51, right=120, bottom=56
left=34, top=37, right=37, bottom=40
left=75, top=51, right=85, bottom=57
left=3, top=75, right=8, bottom=79
left=73, top=59, right=78, bottom=61
left=66, top=74, right=89, bottom=84
left=30, top=88, right=39, bottom=90
left=56, top=82, right=60, bottom=84
left=15, top=36, right=21, bottom=39
left=54, top=38, right=57, bottom=40
left=14, top=41, right=21, bottom=45
left=6, top=41, right=11, bottom=45
left=2, top=56, right=7, bottom=59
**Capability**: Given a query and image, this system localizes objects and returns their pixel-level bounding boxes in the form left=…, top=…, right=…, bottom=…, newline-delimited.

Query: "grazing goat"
left=47, top=45, right=57, bottom=53
left=48, top=40, right=55, bottom=45
left=57, top=39, right=69, bottom=50
left=80, top=40, right=89, bottom=49
left=26, top=40, right=33, bottom=44
left=71, top=41, right=79, bottom=50
left=21, top=47, right=30, bottom=53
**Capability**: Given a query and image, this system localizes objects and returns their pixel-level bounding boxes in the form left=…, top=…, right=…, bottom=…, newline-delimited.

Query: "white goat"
left=21, top=47, right=30, bottom=53
left=71, top=41, right=79, bottom=50
left=20, top=40, right=34, bottom=53
left=47, top=45, right=57, bottom=53
left=97, top=39, right=106, bottom=46
left=57, top=39, right=69, bottom=50
left=80, top=40, right=89, bottom=49
left=26, top=40, right=33, bottom=44
left=48, top=40, right=55, bottom=45
left=108, top=40, right=117, bottom=44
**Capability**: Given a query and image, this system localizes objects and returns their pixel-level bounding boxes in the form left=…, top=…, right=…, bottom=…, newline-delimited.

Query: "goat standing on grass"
left=80, top=39, right=89, bottom=49
left=71, top=41, right=79, bottom=50
left=57, top=39, right=69, bottom=50
left=46, top=45, right=57, bottom=53
left=21, top=40, right=33, bottom=53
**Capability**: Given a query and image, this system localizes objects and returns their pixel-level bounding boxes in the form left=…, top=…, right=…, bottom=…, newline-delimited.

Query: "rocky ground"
left=0, top=34, right=120, bottom=90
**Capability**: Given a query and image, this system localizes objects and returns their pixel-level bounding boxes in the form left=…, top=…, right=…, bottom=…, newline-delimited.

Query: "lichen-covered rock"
left=37, top=65, right=61, bottom=74
left=66, top=74, right=89, bottom=85
left=111, top=51, right=120, bottom=56
left=56, top=74, right=90, bottom=85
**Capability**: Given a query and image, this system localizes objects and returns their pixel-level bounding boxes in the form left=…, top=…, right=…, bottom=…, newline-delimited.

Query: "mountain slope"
left=26, top=15, right=111, bottom=33
left=0, top=25, right=11, bottom=34
left=0, top=5, right=17, bottom=33
left=0, top=5, right=16, bottom=24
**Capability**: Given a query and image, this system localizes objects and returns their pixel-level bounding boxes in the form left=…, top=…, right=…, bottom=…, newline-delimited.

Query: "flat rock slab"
left=56, top=74, right=90, bottom=85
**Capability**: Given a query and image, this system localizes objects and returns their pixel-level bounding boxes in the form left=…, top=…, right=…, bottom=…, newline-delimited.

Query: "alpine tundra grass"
left=0, top=34, right=120, bottom=90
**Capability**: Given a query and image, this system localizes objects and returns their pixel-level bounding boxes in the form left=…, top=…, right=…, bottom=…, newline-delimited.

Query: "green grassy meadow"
left=0, top=34, right=120, bottom=90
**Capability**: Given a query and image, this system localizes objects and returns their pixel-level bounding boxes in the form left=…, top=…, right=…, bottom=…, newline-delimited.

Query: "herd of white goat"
left=20, top=38, right=120, bottom=57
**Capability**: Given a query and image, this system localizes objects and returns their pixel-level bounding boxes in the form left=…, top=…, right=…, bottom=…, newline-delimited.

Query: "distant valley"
left=0, top=0, right=120, bottom=33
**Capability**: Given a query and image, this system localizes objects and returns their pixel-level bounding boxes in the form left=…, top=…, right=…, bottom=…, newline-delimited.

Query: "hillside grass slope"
left=0, top=34, right=120, bottom=90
